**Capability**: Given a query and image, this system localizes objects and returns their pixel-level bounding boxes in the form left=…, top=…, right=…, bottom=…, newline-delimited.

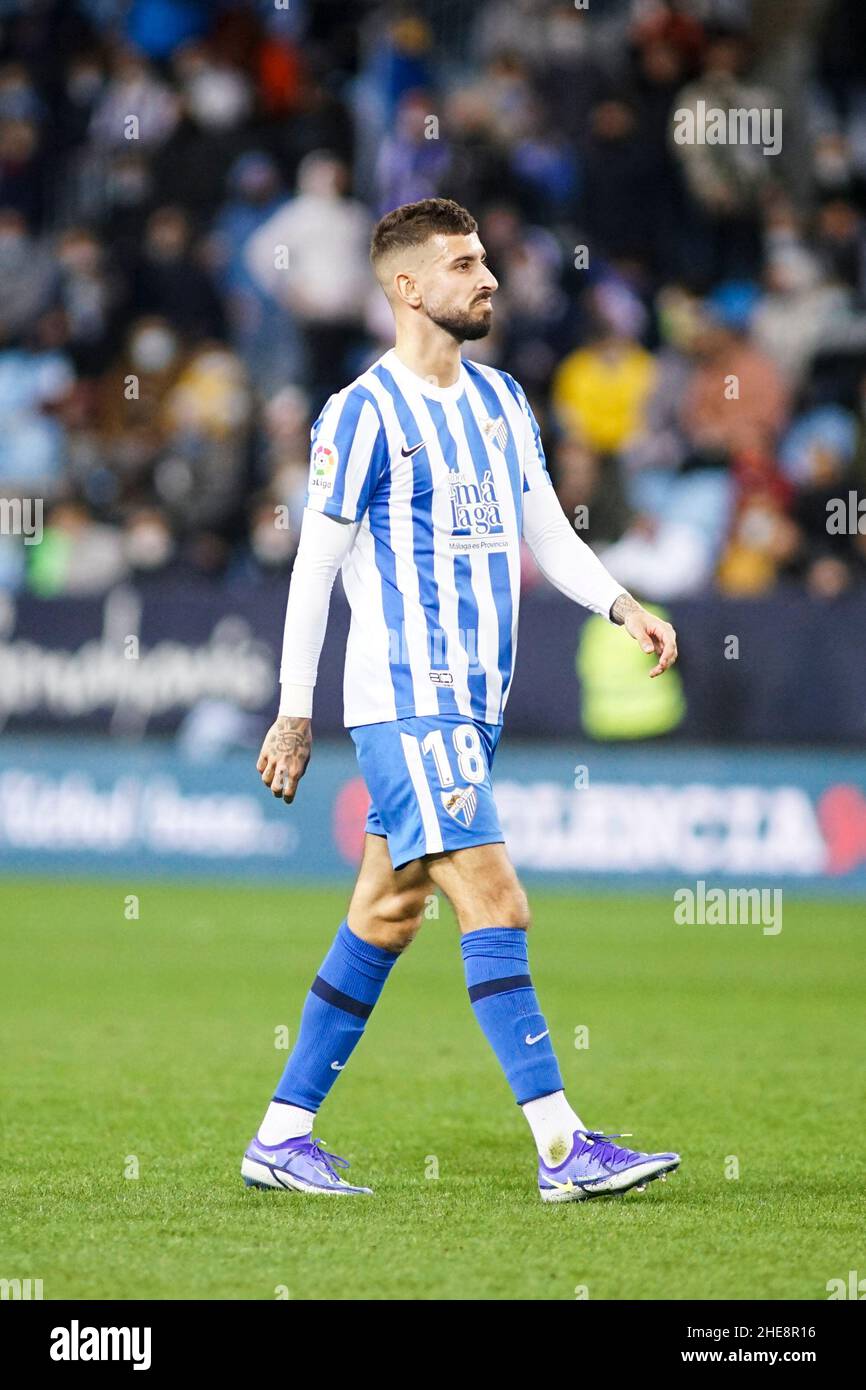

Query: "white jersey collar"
left=379, top=347, right=468, bottom=402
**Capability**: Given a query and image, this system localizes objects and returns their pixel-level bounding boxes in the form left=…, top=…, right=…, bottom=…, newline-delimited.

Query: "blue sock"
left=461, top=926, right=563, bottom=1105
left=274, top=920, right=399, bottom=1111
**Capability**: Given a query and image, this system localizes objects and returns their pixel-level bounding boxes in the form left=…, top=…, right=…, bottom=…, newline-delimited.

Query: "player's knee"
left=452, top=878, right=530, bottom=932
left=497, top=883, right=531, bottom=930
left=364, top=886, right=429, bottom=951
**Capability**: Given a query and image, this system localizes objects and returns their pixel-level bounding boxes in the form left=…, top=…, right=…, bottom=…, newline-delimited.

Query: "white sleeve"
left=522, top=484, right=626, bottom=622
left=277, top=508, right=358, bottom=717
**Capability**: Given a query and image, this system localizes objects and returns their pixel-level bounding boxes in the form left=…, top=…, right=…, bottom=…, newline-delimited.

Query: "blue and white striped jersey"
left=305, top=347, right=553, bottom=728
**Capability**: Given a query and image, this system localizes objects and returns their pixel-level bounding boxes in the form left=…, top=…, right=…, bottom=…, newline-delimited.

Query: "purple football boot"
left=538, top=1128, right=680, bottom=1203
left=242, top=1133, right=373, bottom=1195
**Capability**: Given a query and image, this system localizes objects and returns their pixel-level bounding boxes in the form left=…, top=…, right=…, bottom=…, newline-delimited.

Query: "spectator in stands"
left=552, top=280, right=656, bottom=459
left=510, top=92, right=579, bottom=223
left=814, top=197, right=865, bottom=294
left=595, top=286, right=735, bottom=600
left=670, top=25, right=779, bottom=282
left=208, top=152, right=302, bottom=395
left=439, top=77, right=522, bottom=215
left=95, top=315, right=182, bottom=505
left=155, top=339, right=251, bottom=547
left=622, top=284, right=702, bottom=479
left=26, top=498, right=127, bottom=596
left=150, top=39, right=259, bottom=218
left=241, top=493, right=300, bottom=579
left=753, top=237, right=866, bottom=390
left=123, top=0, right=212, bottom=62
left=581, top=97, right=659, bottom=269
left=89, top=47, right=180, bottom=152
left=374, top=89, right=450, bottom=217
left=259, top=384, right=311, bottom=513
left=55, top=226, right=124, bottom=378
left=0, top=114, right=46, bottom=229
left=0, top=313, right=75, bottom=493
left=779, top=401, right=864, bottom=597
left=244, top=151, right=373, bottom=411
left=680, top=281, right=789, bottom=463
left=478, top=203, right=567, bottom=394
left=132, top=205, right=225, bottom=343
left=0, top=208, right=56, bottom=344
left=121, top=504, right=178, bottom=582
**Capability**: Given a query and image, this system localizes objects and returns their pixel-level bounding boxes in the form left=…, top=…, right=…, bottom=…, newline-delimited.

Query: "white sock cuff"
left=522, top=1090, right=584, bottom=1162
left=258, top=1099, right=316, bottom=1145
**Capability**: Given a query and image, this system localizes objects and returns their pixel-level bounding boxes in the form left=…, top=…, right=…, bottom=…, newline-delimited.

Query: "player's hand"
left=614, top=597, right=678, bottom=678
left=256, top=716, right=312, bottom=803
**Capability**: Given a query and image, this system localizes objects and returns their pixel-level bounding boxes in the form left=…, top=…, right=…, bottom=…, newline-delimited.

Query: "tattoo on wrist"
left=610, top=592, right=640, bottom=625
left=270, top=715, right=312, bottom=759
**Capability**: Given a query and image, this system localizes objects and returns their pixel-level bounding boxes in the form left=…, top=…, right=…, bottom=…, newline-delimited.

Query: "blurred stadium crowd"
left=1, top=0, right=866, bottom=602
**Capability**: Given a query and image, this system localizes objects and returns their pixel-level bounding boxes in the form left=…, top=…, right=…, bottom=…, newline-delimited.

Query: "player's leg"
left=346, top=831, right=434, bottom=951
left=242, top=834, right=432, bottom=1195
left=346, top=713, right=582, bottom=1155
left=424, top=841, right=582, bottom=1152
left=265, top=833, right=431, bottom=1124
left=426, top=841, right=680, bottom=1202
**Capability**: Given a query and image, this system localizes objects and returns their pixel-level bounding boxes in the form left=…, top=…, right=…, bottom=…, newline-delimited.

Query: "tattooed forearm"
left=268, top=716, right=312, bottom=759
left=610, top=592, right=641, bottom=625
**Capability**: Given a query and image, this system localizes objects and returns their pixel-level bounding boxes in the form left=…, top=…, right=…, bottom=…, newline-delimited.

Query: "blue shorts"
left=348, top=714, right=505, bottom=870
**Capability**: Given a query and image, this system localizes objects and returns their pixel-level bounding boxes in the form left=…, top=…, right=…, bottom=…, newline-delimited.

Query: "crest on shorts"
left=440, top=785, right=478, bottom=827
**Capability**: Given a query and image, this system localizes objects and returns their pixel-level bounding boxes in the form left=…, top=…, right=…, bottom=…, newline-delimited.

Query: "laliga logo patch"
left=309, top=442, right=338, bottom=493
left=482, top=415, right=509, bottom=452
left=440, top=785, right=478, bottom=827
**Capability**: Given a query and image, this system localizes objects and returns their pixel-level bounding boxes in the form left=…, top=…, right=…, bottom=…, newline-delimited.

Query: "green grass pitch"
left=1, top=878, right=862, bottom=1301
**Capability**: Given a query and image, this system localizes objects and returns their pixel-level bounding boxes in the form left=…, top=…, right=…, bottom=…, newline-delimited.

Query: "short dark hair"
left=370, top=198, right=478, bottom=264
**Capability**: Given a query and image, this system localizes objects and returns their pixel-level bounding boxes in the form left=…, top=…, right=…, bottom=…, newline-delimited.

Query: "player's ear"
left=394, top=271, right=421, bottom=309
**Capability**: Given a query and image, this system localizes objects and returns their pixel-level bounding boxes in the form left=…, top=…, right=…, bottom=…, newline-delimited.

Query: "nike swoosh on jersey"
left=400, top=441, right=428, bottom=457
left=525, top=1029, right=550, bottom=1045
left=330, top=1061, right=344, bottom=1070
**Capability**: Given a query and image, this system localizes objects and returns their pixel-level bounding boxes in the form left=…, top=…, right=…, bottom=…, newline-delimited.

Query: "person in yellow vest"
left=577, top=599, right=686, bottom=739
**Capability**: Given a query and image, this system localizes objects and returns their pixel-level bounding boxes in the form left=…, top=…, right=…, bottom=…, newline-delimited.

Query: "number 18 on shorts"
left=349, top=714, right=505, bottom=870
